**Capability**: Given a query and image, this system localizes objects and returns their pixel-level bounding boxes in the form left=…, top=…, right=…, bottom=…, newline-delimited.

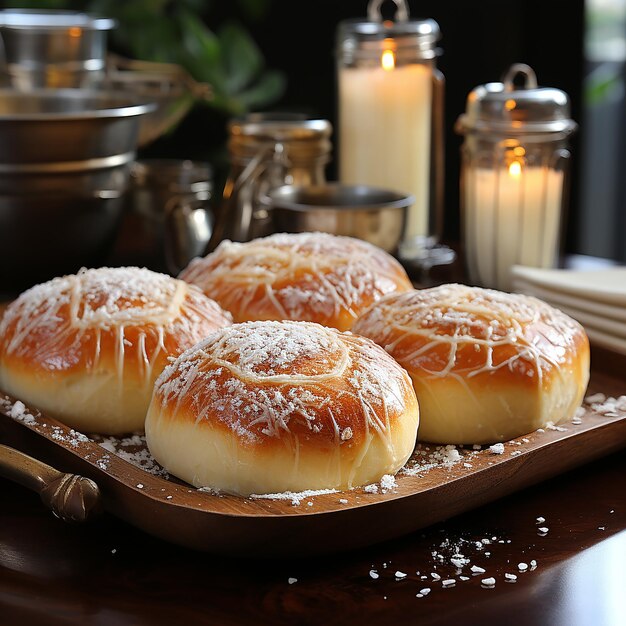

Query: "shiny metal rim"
left=0, top=151, right=136, bottom=173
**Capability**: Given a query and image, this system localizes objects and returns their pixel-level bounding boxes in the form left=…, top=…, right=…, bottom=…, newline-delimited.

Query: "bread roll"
left=146, top=320, right=419, bottom=495
left=179, top=232, right=413, bottom=331
left=353, top=284, right=590, bottom=444
left=0, top=267, right=232, bottom=434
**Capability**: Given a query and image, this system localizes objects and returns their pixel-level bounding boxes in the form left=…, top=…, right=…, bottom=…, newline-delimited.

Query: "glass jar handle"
left=367, top=0, right=409, bottom=22
left=503, top=64, right=538, bottom=91
left=209, top=142, right=290, bottom=248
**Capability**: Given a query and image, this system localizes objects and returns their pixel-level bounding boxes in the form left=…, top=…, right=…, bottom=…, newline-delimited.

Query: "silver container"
left=0, top=89, right=154, bottom=293
left=265, top=183, right=412, bottom=253
left=121, top=159, right=214, bottom=275
left=0, top=9, right=116, bottom=89
left=0, top=88, right=149, bottom=167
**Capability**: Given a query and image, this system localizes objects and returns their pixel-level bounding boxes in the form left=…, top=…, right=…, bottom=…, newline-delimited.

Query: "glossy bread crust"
left=0, top=267, right=233, bottom=434
left=353, top=284, right=590, bottom=444
left=146, top=320, right=420, bottom=495
left=179, top=232, right=413, bottom=331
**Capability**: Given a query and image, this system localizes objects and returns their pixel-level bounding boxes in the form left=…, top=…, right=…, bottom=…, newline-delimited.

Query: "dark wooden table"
left=1, top=448, right=625, bottom=625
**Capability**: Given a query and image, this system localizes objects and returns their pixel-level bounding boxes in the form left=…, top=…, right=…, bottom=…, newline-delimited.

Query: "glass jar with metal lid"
left=209, top=113, right=332, bottom=248
left=455, top=63, right=578, bottom=291
left=336, top=0, right=450, bottom=269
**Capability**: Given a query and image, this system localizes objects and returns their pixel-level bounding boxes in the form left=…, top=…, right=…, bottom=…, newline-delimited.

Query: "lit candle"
left=465, top=160, right=564, bottom=291
left=339, top=53, right=432, bottom=240
left=456, top=64, right=577, bottom=292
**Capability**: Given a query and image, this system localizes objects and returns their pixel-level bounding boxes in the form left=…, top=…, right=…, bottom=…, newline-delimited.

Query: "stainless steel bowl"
left=0, top=88, right=152, bottom=166
left=266, top=183, right=413, bottom=253
left=0, top=89, right=154, bottom=293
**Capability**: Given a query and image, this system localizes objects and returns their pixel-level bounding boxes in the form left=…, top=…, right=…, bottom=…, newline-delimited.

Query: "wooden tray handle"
left=0, top=444, right=101, bottom=523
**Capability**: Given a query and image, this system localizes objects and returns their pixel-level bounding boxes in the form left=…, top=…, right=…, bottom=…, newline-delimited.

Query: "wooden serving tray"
left=1, top=351, right=625, bottom=558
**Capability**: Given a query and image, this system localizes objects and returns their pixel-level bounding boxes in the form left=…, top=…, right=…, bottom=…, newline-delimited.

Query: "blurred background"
left=1, top=0, right=624, bottom=265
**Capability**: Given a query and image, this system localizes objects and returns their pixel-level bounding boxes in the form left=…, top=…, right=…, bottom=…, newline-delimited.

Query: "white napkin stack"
left=511, top=265, right=626, bottom=354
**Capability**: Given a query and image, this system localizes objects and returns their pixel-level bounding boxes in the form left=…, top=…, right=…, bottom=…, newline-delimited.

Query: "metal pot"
left=0, top=88, right=151, bottom=166
left=0, top=192, right=124, bottom=294
left=0, top=89, right=154, bottom=294
left=265, top=183, right=413, bottom=253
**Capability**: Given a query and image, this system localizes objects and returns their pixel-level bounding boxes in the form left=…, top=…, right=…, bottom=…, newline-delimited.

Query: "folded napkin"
left=511, top=265, right=626, bottom=355
left=511, top=278, right=626, bottom=323
left=511, top=266, right=626, bottom=307
left=577, top=326, right=626, bottom=355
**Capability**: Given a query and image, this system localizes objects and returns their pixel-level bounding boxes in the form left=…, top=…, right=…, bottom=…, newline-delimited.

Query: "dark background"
left=143, top=0, right=586, bottom=252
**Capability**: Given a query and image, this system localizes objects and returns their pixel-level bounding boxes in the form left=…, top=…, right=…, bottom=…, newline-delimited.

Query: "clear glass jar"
left=336, top=0, right=448, bottom=266
left=209, top=113, right=332, bottom=248
left=456, top=64, right=577, bottom=291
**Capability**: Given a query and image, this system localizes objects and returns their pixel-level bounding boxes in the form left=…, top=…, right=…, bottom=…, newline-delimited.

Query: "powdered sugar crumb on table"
left=250, top=488, right=339, bottom=506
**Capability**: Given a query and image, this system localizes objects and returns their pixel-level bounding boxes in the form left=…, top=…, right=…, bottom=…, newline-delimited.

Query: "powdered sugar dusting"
left=180, top=232, right=412, bottom=330
left=353, top=284, right=587, bottom=383
left=4, top=398, right=36, bottom=425
left=214, top=320, right=342, bottom=378
left=402, top=444, right=465, bottom=475
left=97, top=433, right=169, bottom=478
left=585, top=394, right=626, bottom=416
left=250, top=488, right=339, bottom=506
left=153, top=320, right=415, bottom=445
left=0, top=267, right=232, bottom=388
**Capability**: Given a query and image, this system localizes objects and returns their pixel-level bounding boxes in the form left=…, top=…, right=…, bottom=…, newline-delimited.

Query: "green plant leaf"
left=219, top=20, right=263, bottom=94
left=177, top=9, right=226, bottom=89
left=234, top=0, right=273, bottom=22
left=584, top=66, right=623, bottom=106
left=235, top=69, right=286, bottom=109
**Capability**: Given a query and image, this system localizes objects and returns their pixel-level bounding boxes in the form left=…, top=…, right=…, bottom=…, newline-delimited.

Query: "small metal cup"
left=265, top=183, right=413, bottom=253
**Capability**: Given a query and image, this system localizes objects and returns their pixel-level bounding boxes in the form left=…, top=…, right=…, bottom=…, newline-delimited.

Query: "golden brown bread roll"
left=353, top=284, right=590, bottom=444
left=0, top=267, right=232, bottom=434
left=145, top=320, right=419, bottom=495
left=179, top=232, right=413, bottom=331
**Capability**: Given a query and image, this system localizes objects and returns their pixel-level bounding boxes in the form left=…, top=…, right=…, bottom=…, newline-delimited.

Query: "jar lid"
left=337, top=0, right=440, bottom=62
left=229, top=116, right=332, bottom=143
left=456, top=64, right=577, bottom=136
left=228, top=114, right=333, bottom=163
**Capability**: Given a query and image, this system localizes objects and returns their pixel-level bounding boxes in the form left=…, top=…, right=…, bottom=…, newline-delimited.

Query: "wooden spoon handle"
left=0, top=443, right=101, bottom=523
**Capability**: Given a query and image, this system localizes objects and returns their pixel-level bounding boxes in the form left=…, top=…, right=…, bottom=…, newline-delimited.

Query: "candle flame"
left=508, top=160, right=522, bottom=178
left=381, top=50, right=395, bottom=71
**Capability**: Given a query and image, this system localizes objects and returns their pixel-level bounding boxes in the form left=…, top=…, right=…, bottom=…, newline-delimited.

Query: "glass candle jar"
left=336, top=0, right=448, bottom=267
left=456, top=64, right=577, bottom=292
